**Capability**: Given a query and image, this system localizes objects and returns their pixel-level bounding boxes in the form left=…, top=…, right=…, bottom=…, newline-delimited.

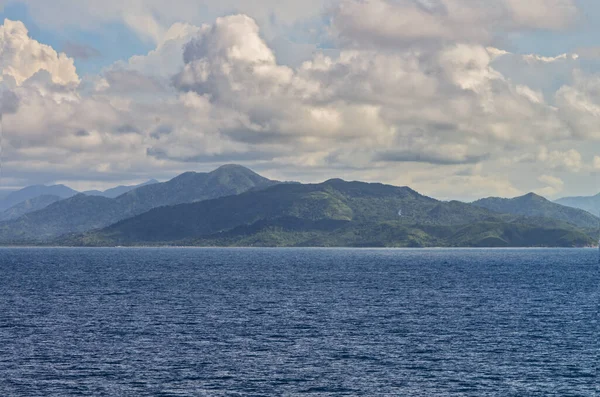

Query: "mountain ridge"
left=472, top=193, right=599, bottom=229
left=0, top=166, right=595, bottom=247
left=82, top=179, right=159, bottom=198
left=0, top=165, right=278, bottom=243
left=555, top=193, right=600, bottom=216
left=0, top=195, right=64, bottom=221
left=0, top=185, right=78, bottom=211
left=63, top=179, right=596, bottom=247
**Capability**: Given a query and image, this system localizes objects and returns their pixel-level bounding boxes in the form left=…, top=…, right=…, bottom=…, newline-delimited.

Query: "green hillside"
left=555, top=193, right=600, bottom=216
left=472, top=193, right=599, bottom=229
left=65, top=180, right=596, bottom=248
left=0, top=194, right=63, bottom=221
left=0, top=165, right=278, bottom=243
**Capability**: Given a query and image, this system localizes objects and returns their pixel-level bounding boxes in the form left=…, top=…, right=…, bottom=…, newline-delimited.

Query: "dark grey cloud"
left=329, top=0, right=579, bottom=51
left=75, top=129, right=90, bottom=137
left=150, top=125, right=173, bottom=139
left=0, top=90, right=19, bottom=115
left=146, top=147, right=277, bottom=163
left=104, top=69, right=167, bottom=93
left=114, top=124, right=141, bottom=134
left=2, top=167, right=153, bottom=186
left=221, top=127, right=298, bottom=145
left=375, top=150, right=489, bottom=165
left=62, top=41, right=101, bottom=60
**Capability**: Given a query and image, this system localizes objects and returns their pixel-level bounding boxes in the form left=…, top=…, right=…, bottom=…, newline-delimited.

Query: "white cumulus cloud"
left=0, top=19, right=79, bottom=86
left=0, top=5, right=597, bottom=198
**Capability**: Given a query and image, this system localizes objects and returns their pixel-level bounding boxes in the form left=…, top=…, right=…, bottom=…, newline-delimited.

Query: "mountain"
left=0, top=180, right=158, bottom=222
left=0, top=190, right=13, bottom=200
left=83, top=179, right=159, bottom=198
left=113, top=164, right=277, bottom=215
left=472, top=193, right=599, bottom=229
left=4, top=195, right=123, bottom=242
left=178, top=219, right=592, bottom=248
left=0, top=165, right=278, bottom=243
left=66, top=179, right=595, bottom=247
left=555, top=193, right=600, bottom=216
left=0, top=195, right=63, bottom=221
left=78, top=179, right=484, bottom=244
left=0, top=185, right=78, bottom=211
left=0, top=168, right=594, bottom=247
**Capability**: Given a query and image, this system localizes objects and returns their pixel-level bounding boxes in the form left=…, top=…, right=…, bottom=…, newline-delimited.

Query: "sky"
left=0, top=0, right=599, bottom=201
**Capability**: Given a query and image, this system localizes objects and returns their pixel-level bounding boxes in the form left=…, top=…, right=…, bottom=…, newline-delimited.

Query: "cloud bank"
left=0, top=0, right=598, bottom=199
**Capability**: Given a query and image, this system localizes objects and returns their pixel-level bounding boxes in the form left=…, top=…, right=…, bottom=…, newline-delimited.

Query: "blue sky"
left=3, top=0, right=600, bottom=72
left=0, top=2, right=153, bottom=75
left=0, top=0, right=598, bottom=200
left=510, top=1, right=600, bottom=51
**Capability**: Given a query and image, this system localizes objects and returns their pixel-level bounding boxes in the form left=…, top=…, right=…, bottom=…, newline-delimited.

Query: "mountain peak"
left=473, top=191, right=598, bottom=229
left=213, top=164, right=252, bottom=172
left=323, top=178, right=347, bottom=184
left=520, top=192, right=547, bottom=201
left=555, top=192, right=600, bottom=215
left=206, top=164, right=274, bottom=186
left=0, top=184, right=79, bottom=211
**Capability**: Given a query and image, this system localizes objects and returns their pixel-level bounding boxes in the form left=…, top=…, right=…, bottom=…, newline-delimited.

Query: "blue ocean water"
left=0, top=248, right=596, bottom=396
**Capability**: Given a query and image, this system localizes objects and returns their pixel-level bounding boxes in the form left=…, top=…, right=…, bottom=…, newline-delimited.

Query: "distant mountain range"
left=0, top=195, right=64, bottom=222
left=0, top=179, right=159, bottom=221
left=82, top=179, right=159, bottom=199
left=0, top=165, right=277, bottom=243
left=63, top=173, right=596, bottom=248
left=555, top=194, right=600, bottom=216
left=0, top=184, right=78, bottom=211
left=472, top=193, right=598, bottom=229
left=0, top=165, right=597, bottom=247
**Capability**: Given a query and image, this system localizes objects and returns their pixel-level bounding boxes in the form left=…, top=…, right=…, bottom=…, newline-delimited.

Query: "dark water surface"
left=0, top=248, right=596, bottom=396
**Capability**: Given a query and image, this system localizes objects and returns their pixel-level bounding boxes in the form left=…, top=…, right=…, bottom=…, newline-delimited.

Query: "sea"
left=0, top=248, right=596, bottom=396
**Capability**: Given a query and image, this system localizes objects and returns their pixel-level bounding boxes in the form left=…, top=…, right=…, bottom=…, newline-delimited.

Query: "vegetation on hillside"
left=63, top=179, right=597, bottom=248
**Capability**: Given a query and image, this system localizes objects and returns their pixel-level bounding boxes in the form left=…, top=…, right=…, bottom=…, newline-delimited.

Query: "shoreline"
left=0, top=245, right=597, bottom=249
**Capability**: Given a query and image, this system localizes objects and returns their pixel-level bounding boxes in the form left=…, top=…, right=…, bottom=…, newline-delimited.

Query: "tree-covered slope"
left=555, top=193, right=600, bottom=216
left=2, top=168, right=595, bottom=247
left=472, top=193, right=599, bottom=229
left=0, top=165, right=278, bottom=243
left=0, top=195, right=122, bottom=243
left=113, top=164, right=277, bottom=215
left=69, top=216, right=594, bottom=248
left=66, top=179, right=594, bottom=247
left=0, top=195, right=63, bottom=221
left=82, top=179, right=159, bottom=198
left=0, top=185, right=78, bottom=211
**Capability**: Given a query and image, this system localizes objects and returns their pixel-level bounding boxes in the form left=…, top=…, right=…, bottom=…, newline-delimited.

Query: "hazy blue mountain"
left=555, top=193, right=600, bottom=216
left=0, top=190, right=13, bottom=200
left=0, top=195, right=63, bottom=221
left=0, top=165, right=278, bottom=243
left=0, top=179, right=159, bottom=219
left=3, top=194, right=123, bottom=242
left=0, top=185, right=78, bottom=211
left=83, top=179, right=159, bottom=198
left=472, top=193, right=599, bottom=229
left=113, top=164, right=276, bottom=215
left=67, top=179, right=594, bottom=247
left=0, top=167, right=594, bottom=247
